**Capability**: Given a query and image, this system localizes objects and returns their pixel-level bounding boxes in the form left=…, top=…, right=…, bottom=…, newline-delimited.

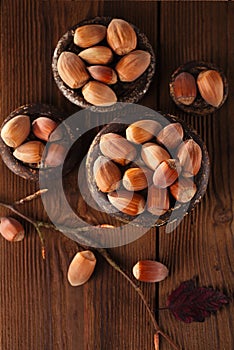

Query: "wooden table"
left=0, top=1, right=233, bottom=349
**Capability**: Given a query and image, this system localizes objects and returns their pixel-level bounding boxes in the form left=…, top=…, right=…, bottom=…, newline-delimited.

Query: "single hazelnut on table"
left=67, top=250, right=96, bottom=287
left=0, top=217, right=25, bottom=242
left=132, top=260, right=169, bottom=283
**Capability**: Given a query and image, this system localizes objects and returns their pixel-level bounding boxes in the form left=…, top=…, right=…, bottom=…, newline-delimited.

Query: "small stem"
left=14, top=189, right=48, bottom=205
left=158, top=330, right=180, bottom=350
left=154, top=333, right=159, bottom=350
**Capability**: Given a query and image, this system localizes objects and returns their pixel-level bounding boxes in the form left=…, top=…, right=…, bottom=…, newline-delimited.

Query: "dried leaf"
left=167, top=279, right=229, bottom=323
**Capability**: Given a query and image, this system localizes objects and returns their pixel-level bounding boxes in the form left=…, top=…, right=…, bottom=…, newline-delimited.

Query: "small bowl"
left=86, top=112, right=210, bottom=227
left=52, top=16, right=156, bottom=112
left=169, top=61, right=228, bottom=115
left=0, top=103, right=75, bottom=182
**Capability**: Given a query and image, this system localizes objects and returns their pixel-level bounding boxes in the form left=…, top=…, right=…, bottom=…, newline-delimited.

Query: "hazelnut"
left=0, top=217, right=25, bottom=242
left=93, top=156, right=121, bottom=193
left=147, top=185, right=170, bottom=216
left=1, top=115, right=30, bottom=148
left=170, top=177, right=197, bottom=203
left=126, top=119, right=162, bottom=144
left=173, top=72, right=197, bottom=105
left=197, top=70, right=223, bottom=107
left=153, top=159, right=182, bottom=188
left=82, top=81, right=117, bottom=106
left=107, top=191, right=145, bottom=216
left=122, top=167, right=152, bottom=191
left=13, top=141, right=45, bottom=164
left=157, top=123, right=184, bottom=150
left=141, top=143, right=170, bottom=170
left=115, top=50, right=151, bottom=82
left=78, top=46, right=113, bottom=65
left=107, top=18, right=137, bottom=56
left=67, top=250, right=96, bottom=287
left=177, top=139, right=202, bottom=177
left=74, top=24, right=107, bottom=48
left=87, top=66, right=118, bottom=85
left=100, top=133, right=137, bottom=165
left=132, top=260, right=169, bottom=283
left=57, top=51, right=89, bottom=89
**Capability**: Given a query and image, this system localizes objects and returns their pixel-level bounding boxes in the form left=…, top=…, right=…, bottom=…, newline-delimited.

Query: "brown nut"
left=78, top=46, right=113, bottom=65
left=107, top=191, right=145, bottom=216
left=100, top=133, right=137, bottom=165
left=1, top=115, right=30, bottom=148
left=126, top=120, right=162, bottom=144
left=170, top=177, right=197, bottom=203
left=44, top=143, right=67, bottom=167
left=74, top=24, right=107, bottom=48
left=115, top=50, right=151, bottom=82
left=107, top=18, right=137, bottom=56
left=0, top=217, right=25, bottom=242
left=177, top=139, right=202, bottom=177
left=197, top=70, right=223, bottom=107
left=122, top=167, right=153, bottom=191
left=57, top=51, right=89, bottom=89
left=147, top=185, right=170, bottom=216
left=67, top=250, right=96, bottom=287
left=141, top=143, right=170, bottom=170
left=153, top=159, right=182, bottom=188
left=93, top=156, right=121, bottom=193
left=173, top=72, right=197, bottom=105
left=132, top=260, right=169, bottom=283
left=87, top=65, right=117, bottom=85
left=32, top=117, right=58, bottom=142
left=82, top=81, right=117, bottom=106
left=157, top=123, right=184, bottom=150
left=13, top=141, right=45, bottom=164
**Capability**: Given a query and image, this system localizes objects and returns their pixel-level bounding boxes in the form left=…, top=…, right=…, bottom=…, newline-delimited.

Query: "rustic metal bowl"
left=169, top=61, right=228, bottom=115
left=0, top=103, right=75, bottom=182
left=86, top=112, right=210, bottom=228
left=52, top=16, right=156, bottom=112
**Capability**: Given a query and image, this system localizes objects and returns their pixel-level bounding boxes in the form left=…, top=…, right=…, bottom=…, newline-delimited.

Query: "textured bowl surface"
left=86, top=112, right=210, bottom=227
left=0, top=104, right=74, bottom=182
left=52, top=16, right=156, bottom=112
left=169, top=61, right=228, bottom=115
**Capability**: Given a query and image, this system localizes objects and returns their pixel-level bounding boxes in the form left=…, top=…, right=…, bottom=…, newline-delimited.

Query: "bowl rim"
left=169, top=60, right=228, bottom=115
left=52, top=16, right=156, bottom=112
left=86, top=112, right=210, bottom=227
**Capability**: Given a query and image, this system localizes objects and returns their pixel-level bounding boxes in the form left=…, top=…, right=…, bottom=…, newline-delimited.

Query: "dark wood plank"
left=159, top=2, right=234, bottom=349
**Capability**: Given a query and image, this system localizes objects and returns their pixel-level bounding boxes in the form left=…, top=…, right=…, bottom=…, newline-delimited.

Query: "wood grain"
left=0, top=1, right=233, bottom=350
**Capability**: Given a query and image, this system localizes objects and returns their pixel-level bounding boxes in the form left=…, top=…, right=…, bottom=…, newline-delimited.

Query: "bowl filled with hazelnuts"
left=0, top=104, right=76, bottom=182
left=52, top=17, right=156, bottom=111
left=86, top=109, right=210, bottom=228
